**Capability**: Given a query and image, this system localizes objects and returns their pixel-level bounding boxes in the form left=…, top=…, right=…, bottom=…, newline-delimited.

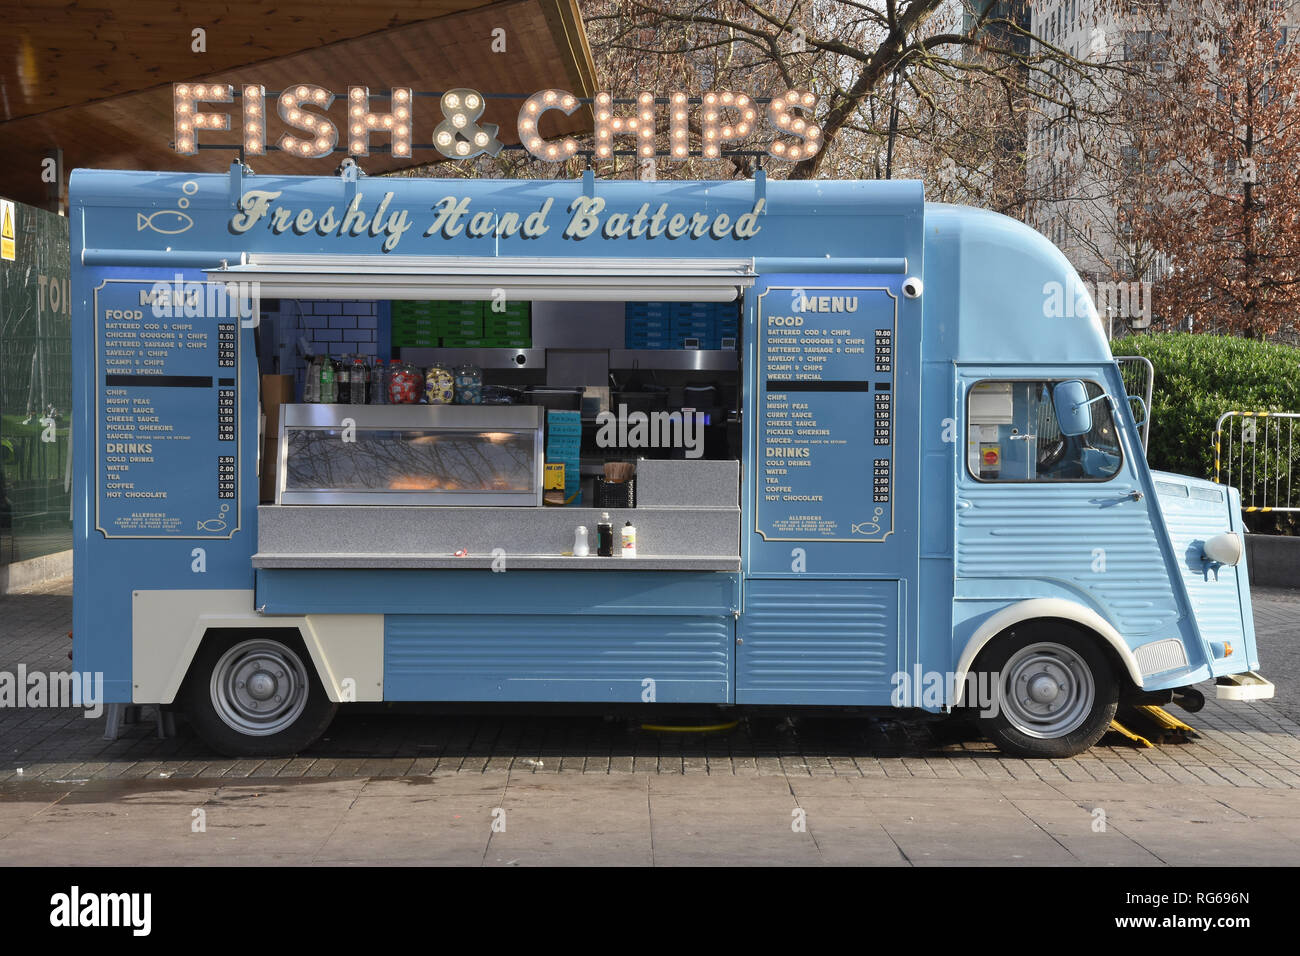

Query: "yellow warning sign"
left=1, top=200, right=15, bottom=261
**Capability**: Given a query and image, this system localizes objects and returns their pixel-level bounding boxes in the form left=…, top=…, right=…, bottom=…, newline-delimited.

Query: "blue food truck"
left=70, top=165, right=1273, bottom=758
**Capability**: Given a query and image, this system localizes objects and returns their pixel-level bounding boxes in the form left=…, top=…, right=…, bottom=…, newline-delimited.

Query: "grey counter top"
left=258, top=503, right=740, bottom=565
left=252, top=552, right=741, bottom=571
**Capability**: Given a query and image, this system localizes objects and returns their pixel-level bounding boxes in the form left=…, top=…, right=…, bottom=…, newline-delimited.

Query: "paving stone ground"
left=2, top=575, right=1297, bottom=786
left=2, top=576, right=1298, bottom=865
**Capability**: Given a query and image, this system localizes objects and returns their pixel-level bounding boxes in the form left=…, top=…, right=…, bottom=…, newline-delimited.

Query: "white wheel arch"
left=952, top=598, right=1143, bottom=707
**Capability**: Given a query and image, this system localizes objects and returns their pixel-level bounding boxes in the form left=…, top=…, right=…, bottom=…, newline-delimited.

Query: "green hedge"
left=1111, top=333, right=1300, bottom=533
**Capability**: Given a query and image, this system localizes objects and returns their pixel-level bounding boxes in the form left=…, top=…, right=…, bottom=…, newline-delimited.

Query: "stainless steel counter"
left=251, top=553, right=741, bottom=571
left=252, top=503, right=740, bottom=570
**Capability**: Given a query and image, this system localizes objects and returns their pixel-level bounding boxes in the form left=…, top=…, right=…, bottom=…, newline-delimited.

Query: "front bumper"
left=1215, top=671, right=1275, bottom=701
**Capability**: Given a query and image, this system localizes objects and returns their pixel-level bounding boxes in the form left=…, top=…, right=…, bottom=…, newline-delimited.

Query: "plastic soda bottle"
left=350, top=355, right=368, bottom=404
left=319, top=354, right=336, bottom=404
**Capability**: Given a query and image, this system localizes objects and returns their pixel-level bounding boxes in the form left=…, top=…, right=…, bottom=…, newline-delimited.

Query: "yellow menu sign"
left=1, top=200, right=15, bottom=261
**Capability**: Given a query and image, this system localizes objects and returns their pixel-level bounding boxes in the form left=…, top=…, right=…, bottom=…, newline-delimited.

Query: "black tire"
left=184, top=630, right=337, bottom=757
left=970, top=624, right=1118, bottom=758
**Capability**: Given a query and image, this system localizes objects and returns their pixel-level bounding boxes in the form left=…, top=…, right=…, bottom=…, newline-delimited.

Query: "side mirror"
left=1053, top=380, right=1094, bottom=436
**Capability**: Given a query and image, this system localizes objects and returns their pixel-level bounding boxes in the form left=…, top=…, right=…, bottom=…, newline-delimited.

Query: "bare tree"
left=583, top=0, right=1123, bottom=187
left=1125, top=0, right=1300, bottom=338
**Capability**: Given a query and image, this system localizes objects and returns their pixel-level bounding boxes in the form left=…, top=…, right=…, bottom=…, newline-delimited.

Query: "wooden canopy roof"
left=1, top=0, right=597, bottom=208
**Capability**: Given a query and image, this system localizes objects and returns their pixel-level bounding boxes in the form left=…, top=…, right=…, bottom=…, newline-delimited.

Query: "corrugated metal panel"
left=1134, top=638, right=1188, bottom=676
left=955, top=485, right=1180, bottom=635
left=384, top=614, right=732, bottom=703
left=737, top=579, right=899, bottom=705
left=1155, top=488, right=1245, bottom=647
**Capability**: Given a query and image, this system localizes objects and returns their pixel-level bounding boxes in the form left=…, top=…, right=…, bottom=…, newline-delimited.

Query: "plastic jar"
left=453, top=364, right=483, bottom=405
left=424, top=365, right=455, bottom=405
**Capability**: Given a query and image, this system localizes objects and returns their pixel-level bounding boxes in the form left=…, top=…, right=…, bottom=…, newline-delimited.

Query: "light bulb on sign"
left=699, top=90, right=755, bottom=159
left=518, top=89, right=581, bottom=162
left=592, top=91, right=655, bottom=161
left=242, top=85, right=266, bottom=155
left=766, top=89, right=822, bottom=162
left=433, top=88, right=501, bottom=160
left=347, top=87, right=412, bottom=157
left=667, top=90, right=689, bottom=160
left=277, top=84, right=338, bottom=159
left=173, top=81, right=232, bottom=155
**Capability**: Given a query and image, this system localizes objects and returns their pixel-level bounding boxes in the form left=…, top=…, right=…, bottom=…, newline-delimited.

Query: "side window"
left=966, top=380, right=1123, bottom=482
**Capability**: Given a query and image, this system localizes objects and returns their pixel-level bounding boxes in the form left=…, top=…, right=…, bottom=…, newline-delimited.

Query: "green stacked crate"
left=391, top=300, right=439, bottom=318
left=432, top=301, right=485, bottom=342
left=392, top=300, right=533, bottom=348
left=436, top=318, right=485, bottom=337
left=430, top=301, right=484, bottom=319
left=483, top=305, right=531, bottom=348
left=391, top=301, right=441, bottom=347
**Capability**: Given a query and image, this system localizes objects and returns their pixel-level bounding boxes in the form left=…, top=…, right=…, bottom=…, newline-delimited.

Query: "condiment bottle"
left=597, top=513, right=613, bottom=557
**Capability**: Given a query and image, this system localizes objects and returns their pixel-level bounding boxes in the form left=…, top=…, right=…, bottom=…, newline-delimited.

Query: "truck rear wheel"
left=185, top=631, right=336, bottom=757
left=972, top=628, right=1118, bottom=758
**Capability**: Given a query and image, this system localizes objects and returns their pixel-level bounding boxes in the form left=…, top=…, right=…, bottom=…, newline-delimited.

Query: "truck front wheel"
left=185, top=631, right=337, bottom=757
left=972, top=628, right=1118, bottom=758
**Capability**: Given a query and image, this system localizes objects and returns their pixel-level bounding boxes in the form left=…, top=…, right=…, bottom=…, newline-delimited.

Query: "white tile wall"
left=277, top=299, right=379, bottom=400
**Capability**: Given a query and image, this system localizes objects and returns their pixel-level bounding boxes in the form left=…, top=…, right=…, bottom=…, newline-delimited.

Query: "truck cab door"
left=954, top=370, right=1208, bottom=679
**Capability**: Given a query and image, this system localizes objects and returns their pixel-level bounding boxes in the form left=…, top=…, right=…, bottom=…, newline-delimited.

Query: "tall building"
left=1025, top=0, right=1132, bottom=284
left=1026, top=0, right=1297, bottom=296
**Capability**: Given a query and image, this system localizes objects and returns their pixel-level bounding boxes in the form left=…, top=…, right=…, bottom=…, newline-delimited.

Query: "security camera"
left=902, top=276, right=924, bottom=299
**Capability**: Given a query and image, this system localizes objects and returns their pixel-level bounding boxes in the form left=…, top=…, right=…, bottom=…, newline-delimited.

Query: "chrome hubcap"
left=1000, top=642, right=1095, bottom=739
left=210, top=639, right=309, bottom=737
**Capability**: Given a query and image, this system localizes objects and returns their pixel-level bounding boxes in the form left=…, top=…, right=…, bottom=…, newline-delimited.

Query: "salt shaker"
left=573, top=526, right=590, bottom=557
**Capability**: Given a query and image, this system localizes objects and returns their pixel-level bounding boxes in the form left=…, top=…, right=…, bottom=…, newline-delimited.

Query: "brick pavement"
left=2, top=576, right=1298, bottom=787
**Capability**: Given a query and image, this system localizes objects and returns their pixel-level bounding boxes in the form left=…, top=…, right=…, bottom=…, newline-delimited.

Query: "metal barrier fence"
left=1115, top=355, right=1153, bottom=452
left=1214, top=411, right=1300, bottom=512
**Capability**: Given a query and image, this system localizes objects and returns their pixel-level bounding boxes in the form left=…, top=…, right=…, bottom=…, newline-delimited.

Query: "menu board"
left=756, top=285, right=894, bottom=542
left=94, top=279, right=241, bottom=539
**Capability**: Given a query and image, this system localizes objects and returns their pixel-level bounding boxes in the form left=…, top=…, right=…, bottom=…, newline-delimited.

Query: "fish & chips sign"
left=173, top=84, right=823, bottom=164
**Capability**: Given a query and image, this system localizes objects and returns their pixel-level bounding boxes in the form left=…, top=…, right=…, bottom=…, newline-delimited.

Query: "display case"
left=277, top=404, right=543, bottom=506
